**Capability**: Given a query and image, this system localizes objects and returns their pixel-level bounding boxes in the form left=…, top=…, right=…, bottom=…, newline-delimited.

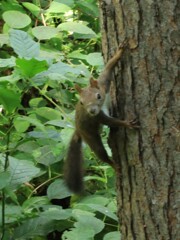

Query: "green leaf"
left=0, top=85, right=21, bottom=113
left=41, top=207, right=71, bottom=220
left=22, top=196, right=50, bottom=211
left=14, top=116, right=30, bottom=133
left=47, top=2, right=71, bottom=13
left=2, top=10, right=31, bottom=29
left=16, top=58, right=48, bottom=78
left=36, top=145, right=62, bottom=166
left=0, top=204, right=22, bottom=224
left=86, top=52, right=104, bottom=66
left=58, top=22, right=97, bottom=37
left=32, top=26, right=59, bottom=40
left=22, top=2, right=41, bottom=17
left=84, top=204, right=118, bottom=221
left=35, top=107, right=62, bottom=120
left=62, top=227, right=94, bottom=240
left=8, top=156, right=40, bottom=189
left=0, top=33, right=9, bottom=47
left=14, top=216, right=55, bottom=238
left=9, top=29, right=40, bottom=58
left=0, top=57, right=16, bottom=68
left=47, top=179, right=72, bottom=200
left=0, top=171, right=11, bottom=189
left=103, top=231, right=121, bottom=240
left=74, top=215, right=104, bottom=235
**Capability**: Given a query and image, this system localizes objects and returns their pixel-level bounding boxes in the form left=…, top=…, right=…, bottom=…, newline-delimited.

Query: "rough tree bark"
left=99, top=1, right=179, bottom=240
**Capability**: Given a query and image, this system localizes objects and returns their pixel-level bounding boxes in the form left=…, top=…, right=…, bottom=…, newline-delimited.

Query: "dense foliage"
left=0, top=1, right=120, bottom=239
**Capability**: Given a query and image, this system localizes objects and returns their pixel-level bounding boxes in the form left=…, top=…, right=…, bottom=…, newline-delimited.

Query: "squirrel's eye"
left=80, top=101, right=83, bottom=105
left=96, top=93, right=101, bottom=100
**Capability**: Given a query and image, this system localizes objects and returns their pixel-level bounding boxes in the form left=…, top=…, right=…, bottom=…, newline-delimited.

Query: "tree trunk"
left=99, top=1, right=179, bottom=239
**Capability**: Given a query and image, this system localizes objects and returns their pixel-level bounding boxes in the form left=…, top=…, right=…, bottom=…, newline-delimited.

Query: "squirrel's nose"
left=90, top=108, right=96, bottom=115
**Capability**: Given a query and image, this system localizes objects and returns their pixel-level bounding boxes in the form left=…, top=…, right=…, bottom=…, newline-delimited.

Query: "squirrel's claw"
left=129, top=119, right=140, bottom=129
left=118, top=39, right=128, bottom=49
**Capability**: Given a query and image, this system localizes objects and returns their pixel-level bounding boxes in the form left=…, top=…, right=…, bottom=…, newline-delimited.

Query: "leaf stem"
left=1, top=118, right=12, bottom=240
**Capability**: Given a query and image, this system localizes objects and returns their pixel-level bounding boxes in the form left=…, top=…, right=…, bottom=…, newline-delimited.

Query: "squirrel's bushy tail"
left=64, top=131, right=84, bottom=194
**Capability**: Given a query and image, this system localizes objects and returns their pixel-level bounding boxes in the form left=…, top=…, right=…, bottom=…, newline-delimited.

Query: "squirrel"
left=64, top=41, right=137, bottom=194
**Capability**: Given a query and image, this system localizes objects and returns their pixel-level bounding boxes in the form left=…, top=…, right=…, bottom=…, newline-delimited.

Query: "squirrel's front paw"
left=128, top=119, right=140, bottom=129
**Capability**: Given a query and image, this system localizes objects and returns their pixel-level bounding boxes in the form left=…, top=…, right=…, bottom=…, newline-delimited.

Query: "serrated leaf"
left=16, top=58, right=48, bottom=78
left=58, top=22, right=96, bottom=37
left=32, top=26, right=59, bottom=40
left=3, top=10, right=31, bottom=29
left=47, top=179, right=72, bottom=200
left=9, top=29, right=40, bottom=58
left=8, top=156, right=40, bottom=189
left=103, top=231, right=121, bottom=240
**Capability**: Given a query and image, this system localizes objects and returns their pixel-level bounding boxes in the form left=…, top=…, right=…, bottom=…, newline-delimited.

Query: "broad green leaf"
left=58, top=22, right=96, bottom=37
left=47, top=2, right=71, bottom=13
left=74, top=215, right=105, bottom=234
left=103, top=231, right=121, bottom=240
left=57, top=0, right=74, bottom=7
left=76, top=1, right=99, bottom=18
left=47, top=179, right=72, bottom=200
left=86, top=52, right=104, bottom=66
left=3, top=10, right=31, bottom=29
left=14, top=116, right=30, bottom=133
left=41, top=208, right=71, bottom=220
left=32, top=26, right=59, bottom=40
left=0, top=85, right=21, bottom=113
left=68, top=50, right=87, bottom=60
left=35, top=107, right=62, bottom=120
left=28, top=129, right=60, bottom=139
left=16, top=58, right=48, bottom=78
left=36, top=145, right=62, bottom=166
left=22, top=196, right=50, bottom=211
left=16, top=116, right=45, bottom=130
left=79, top=195, right=109, bottom=206
left=8, top=156, right=40, bottom=189
left=14, top=216, right=55, bottom=238
left=9, top=29, right=40, bottom=58
left=84, top=204, right=118, bottom=221
left=0, top=171, right=11, bottom=189
left=0, top=33, right=9, bottom=47
left=46, top=119, right=73, bottom=128
left=0, top=57, right=16, bottom=68
left=0, top=204, right=22, bottom=224
left=62, top=227, right=94, bottom=240
left=22, top=2, right=41, bottom=17
left=17, top=141, right=39, bottom=153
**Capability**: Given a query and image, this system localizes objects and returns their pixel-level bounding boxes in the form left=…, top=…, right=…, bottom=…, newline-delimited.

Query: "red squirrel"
left=64, top=41, right=137, bottom=193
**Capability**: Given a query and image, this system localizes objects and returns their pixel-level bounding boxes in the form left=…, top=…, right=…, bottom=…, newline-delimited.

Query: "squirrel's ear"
left=74, top=84, right=82, bottom=94
left=90, top=77, right=99, bottom=89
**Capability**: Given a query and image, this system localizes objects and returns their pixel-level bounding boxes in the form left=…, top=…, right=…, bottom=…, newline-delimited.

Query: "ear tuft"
left=74, top=84, right=82, bottom=94
left=90, top=77, right=99, bottom=89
